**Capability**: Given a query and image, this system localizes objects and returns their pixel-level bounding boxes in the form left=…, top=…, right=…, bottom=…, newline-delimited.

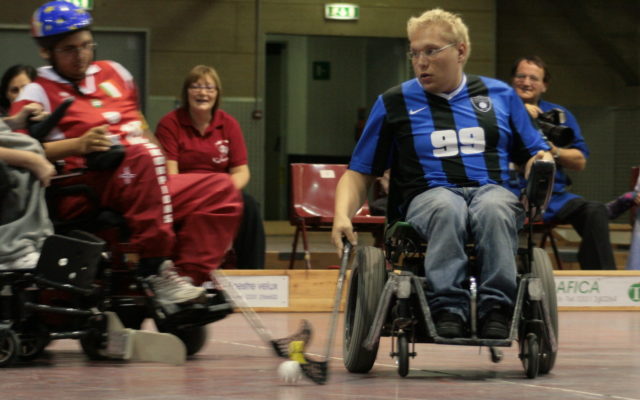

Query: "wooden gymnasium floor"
left=2, top=310, right=640, bottom=400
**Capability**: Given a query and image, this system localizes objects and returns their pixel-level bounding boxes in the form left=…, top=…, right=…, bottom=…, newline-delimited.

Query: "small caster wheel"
left=521, top=333, right=540, bottom=379
left=397, top=333, right=409, bottom=377
left=489, top=346, right=503, bottom=363
left=0, top=328, right=20, bottom=367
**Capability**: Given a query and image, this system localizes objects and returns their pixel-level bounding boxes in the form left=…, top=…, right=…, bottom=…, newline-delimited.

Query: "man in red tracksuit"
left=12, top=1, right=243, bottom=304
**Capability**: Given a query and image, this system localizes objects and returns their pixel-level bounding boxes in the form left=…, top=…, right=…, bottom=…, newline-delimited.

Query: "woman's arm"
left=229, top=164, right=250, bottom=189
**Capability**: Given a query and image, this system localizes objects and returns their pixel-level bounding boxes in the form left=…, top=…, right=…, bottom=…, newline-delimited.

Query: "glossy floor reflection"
left=2, top=311, right=640, bottom=400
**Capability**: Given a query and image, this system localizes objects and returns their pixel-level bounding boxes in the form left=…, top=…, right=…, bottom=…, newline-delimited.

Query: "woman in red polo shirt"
left=156, top=65, right=265, bottom=269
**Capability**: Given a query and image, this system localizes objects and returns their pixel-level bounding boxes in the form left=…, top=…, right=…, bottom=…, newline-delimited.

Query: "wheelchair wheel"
left=0, top=329, right=20, bottom=367
left=19, top=327, right=50, bottom=361
left=396, top=332, right=409, bottom=377
left=167, top=326, right=208, bottom=356
left=80, top=328, right=108, bottom=360
left=521, top=332, right=540, bottom=379
left=343, top=246, right=386, bottom=373
left=79, top=315, right=108, bottom=360
left=532, top=247, right=558, bottom=374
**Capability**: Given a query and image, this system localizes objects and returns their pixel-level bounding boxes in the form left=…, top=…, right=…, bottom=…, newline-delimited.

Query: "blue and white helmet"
left=31, top=1, right=92, bottom=38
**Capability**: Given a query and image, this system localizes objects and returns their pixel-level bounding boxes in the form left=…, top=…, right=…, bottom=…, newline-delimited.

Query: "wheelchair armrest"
left=523, top=160, right=556, bottom=217
left=28, top=97, right=74, bottom=142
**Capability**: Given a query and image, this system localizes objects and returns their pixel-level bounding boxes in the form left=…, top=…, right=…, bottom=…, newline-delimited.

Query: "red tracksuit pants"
left=59, top=143, right=243, bottom=284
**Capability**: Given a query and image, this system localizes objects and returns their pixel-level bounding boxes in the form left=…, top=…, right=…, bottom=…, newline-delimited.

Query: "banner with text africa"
left=555, top=274, right=640, bottom=309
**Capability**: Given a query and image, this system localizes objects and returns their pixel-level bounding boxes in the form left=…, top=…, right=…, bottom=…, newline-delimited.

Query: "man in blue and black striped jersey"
left=331, top=8, right=553, bottom=339
left=511, top=56, right=615, bottom=271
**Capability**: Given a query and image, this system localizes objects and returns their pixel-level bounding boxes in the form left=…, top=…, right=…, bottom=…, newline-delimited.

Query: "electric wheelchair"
left=342, top=160, right=559, bottom=379
left=0, top=107, right=232, bottom=366
left=0, top=230, right=106, bottom=366
left=40, top=167, right=234, bottom=359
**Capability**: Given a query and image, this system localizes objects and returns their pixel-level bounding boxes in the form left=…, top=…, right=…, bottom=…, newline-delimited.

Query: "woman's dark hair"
left=0, top=64, right=37, bottom=111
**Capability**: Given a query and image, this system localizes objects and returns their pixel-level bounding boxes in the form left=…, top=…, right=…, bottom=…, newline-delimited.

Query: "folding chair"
left=288, top=163, right=385, bottom=269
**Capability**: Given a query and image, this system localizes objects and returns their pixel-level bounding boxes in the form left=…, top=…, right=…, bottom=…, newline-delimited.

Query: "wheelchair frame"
left=56, top=204, right=234, bottom=358
left=0, top=231, right=107, bottom=366
left=342, top=161, right=559, bottom=379
left=0, top=174, right=235, bottom=366
left=0, top=101, right=234, bottom=366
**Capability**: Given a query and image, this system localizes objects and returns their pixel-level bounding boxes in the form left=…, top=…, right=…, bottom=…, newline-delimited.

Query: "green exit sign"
left=324, top=3, right=359, bottom=20
left=63, top=0, right=93, bottom=10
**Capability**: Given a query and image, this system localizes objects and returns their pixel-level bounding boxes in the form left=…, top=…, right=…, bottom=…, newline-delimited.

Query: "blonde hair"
left=407, top=8, right=471, bottom=63
left=180, top=65, right=222, bottom=115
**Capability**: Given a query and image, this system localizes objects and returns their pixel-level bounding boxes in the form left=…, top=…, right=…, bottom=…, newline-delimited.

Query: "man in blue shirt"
left=511, top=56, right=615, bottom=270
left=331, top=8, right=552, bottom=339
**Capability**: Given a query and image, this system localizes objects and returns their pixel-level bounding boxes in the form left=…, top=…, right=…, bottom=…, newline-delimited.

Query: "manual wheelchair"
left=342, top=161, right=559, bottom=379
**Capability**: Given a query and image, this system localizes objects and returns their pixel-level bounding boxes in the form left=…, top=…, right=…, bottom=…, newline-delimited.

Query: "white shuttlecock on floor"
left=278, top=360, right=302, bottom=384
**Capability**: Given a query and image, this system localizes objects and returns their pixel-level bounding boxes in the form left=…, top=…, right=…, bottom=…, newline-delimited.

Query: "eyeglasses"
left=188, top=85, right=217, bottom=92
left=407, top=43, right=456, bottom=61
left=53, top=41, right=98, bottom=56
left=514, top=73, right=542, bottom=83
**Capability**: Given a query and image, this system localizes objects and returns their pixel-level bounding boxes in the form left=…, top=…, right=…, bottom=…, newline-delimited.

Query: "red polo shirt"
left=155, top=107, right=248, bottom=173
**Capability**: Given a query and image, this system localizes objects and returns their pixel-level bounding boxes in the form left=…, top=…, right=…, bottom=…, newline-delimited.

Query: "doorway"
left=264, top=34, right=410, bottom=220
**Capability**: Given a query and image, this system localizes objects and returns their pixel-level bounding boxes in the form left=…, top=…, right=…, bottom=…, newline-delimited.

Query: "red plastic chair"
left=289, top=163, right=385, bottom=269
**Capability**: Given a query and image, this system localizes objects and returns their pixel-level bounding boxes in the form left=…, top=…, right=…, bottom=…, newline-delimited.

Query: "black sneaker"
left=480, top=309, right=510, bottom=339
left=435, top=311, right=464, bottom=338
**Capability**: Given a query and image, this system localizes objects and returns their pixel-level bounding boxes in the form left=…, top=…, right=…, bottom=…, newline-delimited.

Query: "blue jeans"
left=406, top=184, right=524, bottom=321
left=628, top=212, right=640, bottom=270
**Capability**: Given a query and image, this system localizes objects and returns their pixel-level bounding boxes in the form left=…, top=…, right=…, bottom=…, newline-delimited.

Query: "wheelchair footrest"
left=152, top=289, right=233, bottom=331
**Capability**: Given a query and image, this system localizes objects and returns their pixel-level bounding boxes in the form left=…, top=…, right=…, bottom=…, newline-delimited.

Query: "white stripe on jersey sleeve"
left=15, top=83, right=66, bottom=142
left=15, top=82, right=52, bottom=112
left=107, top=61, right=135, bottom=90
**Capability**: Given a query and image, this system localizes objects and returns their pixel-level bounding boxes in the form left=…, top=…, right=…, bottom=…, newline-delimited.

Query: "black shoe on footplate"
left=480, top=309, right=510, bottom=339
left=435, top=311, right=464, bottom=338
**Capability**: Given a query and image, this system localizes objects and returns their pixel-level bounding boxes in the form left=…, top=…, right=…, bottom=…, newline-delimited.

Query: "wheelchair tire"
left=522, top=332, right=540, bottom=379
left=397, top=332, right=409, bottom=377
left=19, top=327, right=50, bottom=361
left=0, top=329, right=20, bottom=367
left=80, top=328, right=108, bottom=360
left=80, top=315, right=109, bottom=360
left=531, top=247, right=558, bottom=374
left=167, top=326, right=208, bottom=356
left=343, top=246, right=386, bottom=373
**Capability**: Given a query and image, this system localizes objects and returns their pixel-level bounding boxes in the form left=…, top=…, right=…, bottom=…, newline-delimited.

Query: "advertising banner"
left=555, top=274, right=640, bottom=309
left=223, top=276, right=289, bottom=308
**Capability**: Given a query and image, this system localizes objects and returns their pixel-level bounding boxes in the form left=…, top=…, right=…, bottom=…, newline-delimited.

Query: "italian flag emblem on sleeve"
left=99, top=81, right=122, bottom=98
